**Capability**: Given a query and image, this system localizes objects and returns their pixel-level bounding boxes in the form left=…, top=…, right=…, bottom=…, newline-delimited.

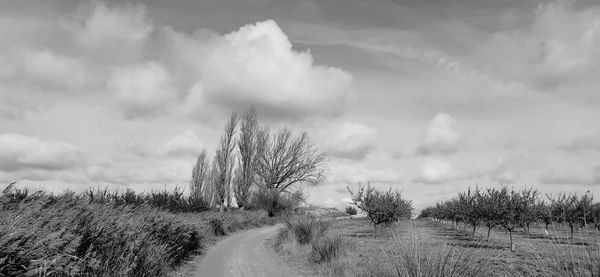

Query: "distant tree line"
left=418, top=186, right=599, bottom=251
left=190, top=107, right=326, bottom=215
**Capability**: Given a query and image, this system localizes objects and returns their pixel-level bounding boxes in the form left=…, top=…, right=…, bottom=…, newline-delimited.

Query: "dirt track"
left=195, top=225, right=302, bottom=277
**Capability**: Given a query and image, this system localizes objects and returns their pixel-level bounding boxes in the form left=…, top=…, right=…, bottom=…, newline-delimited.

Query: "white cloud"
left=0, top=133, right=85, bottom=172
left=328, top=163, right=402, bottom=184
left=414, top=158, right=460, bottom=184
left=166, top=19, right=352, bottom=119
left=469, top=1, right=600, bottom=91
left=107, top=62, right=177, bottom=118
left=416, top=113, right=463, bottom=155
left=539, top=166, right=600, bottom=185
left=156, top=130, right=204, bottom=158
left=325, top=122, right=377, bottom=160
left=87, top=160, right=191, bottom=185
left=65, top=1, right=153, bottom=63
left=12, top=47, right=90, bottom=90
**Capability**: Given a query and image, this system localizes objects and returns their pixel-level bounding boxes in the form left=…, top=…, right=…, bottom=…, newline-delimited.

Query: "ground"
left=276, top=218, right=600, bottom=277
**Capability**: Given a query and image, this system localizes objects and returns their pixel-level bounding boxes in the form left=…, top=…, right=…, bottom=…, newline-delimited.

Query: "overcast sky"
left=1, top=0, right=600, bottom=210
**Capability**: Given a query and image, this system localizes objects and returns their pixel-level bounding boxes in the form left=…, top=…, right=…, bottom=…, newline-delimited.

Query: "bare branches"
left=255, top=128, right=326, bottom=192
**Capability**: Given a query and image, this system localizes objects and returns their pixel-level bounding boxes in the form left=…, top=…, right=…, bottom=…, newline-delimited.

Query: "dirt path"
left=194, top=225, right=303, bottom=277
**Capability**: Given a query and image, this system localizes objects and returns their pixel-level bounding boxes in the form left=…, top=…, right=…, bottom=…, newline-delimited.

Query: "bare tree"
left=214, top=112, right=239, bottom=212
left=190, top=150, right=208, bottom=199
left=235, top=107, right=258, bottom=209
left=255, top=127, right=326, bottom=193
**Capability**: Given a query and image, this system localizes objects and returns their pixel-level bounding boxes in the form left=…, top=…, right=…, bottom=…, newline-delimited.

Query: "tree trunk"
left=526, top=224, right=530, bottom=233
left=509, top=230, right=515, bottom=252
left=472, top=225, right=477, bottom=237
left=487, top=226, right=492, bottom=241
left=569, top=223, right=574, bottom=239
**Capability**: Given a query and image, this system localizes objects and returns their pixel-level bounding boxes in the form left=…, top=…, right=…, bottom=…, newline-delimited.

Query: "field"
left=275, top=217, right=600, bottom=277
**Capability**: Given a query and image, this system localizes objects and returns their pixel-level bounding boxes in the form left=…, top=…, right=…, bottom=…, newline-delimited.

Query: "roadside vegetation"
left=1, top=107, right=326, bottom=276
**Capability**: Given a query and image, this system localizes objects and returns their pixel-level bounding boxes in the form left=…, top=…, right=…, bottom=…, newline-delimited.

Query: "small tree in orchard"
left=578, top=191, right=593, bottom=228
left=478, top=187, right=505, bottom=241
left=347, top=183, right=413, bottom=228
left=554, top=193, right=580, bottom=239
left=458, top=187, right=483, bottom=237
left=535, top=200, right=553, bottom=231
left=497, top=188, right=538, bottom=252
left=520, top=188, right=539, bottom=233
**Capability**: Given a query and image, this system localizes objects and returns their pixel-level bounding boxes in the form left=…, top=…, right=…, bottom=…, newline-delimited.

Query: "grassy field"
left=0, top=187, right=272, bottom=277
left=275, top=217, right=600, bottom=277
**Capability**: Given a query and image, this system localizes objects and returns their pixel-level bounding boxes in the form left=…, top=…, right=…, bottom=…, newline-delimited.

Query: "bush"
left=284, top=216, right=328, bottom=245
left=345, top=206, right=357, bottom=216
left=348, top=184, right=413, bottom=227
left=311, top=234, right=344, bottom=263
left=252, top=189, right=304, bottom=217
left=209, top=217, right=226, bottom=236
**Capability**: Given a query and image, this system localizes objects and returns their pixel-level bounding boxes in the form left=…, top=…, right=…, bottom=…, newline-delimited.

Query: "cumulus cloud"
left=167, top=19, right=352, bottom=119
left=65, top=1, right=153, bottom=63
left=156, top=130, right=204, bottom=158
left=539, top=166, right=600, bottom=185
left=416, top=113, right=463, bottom=156
left=414, top=158, right=461, bottom=184
left=0, top=133, right=85, bottom=172
left=107, top=62, right=178, bottom=118
left=325, top=122, right=377, bottom=160
left=560, top=132, right=600, bottom=153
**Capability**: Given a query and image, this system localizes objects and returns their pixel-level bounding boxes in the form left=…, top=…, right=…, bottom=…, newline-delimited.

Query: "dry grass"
left=0, top=187, right=270, bottom=277
left=274, top=218, right=600, bottom=277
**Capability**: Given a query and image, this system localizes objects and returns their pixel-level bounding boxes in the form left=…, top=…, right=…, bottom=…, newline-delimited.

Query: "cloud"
left=560, top=132, right=600, bottom=153
left=325, top=122, right=377, bottom=160
left=0, top=133, right=85, bottom=172
left=487, top=152, right=546, bottom=184
left=469, top=1, right=600, bottom=91
left=156, top=130, right=204, bottom=158
left=166, top=19, right=353, bottom=120
left=10, top=47, right=91, bottom=91
left=414, top=158, right=460, bottom=184
left=328, top=163, right=402, bottom=184
left=86, top=160, right=191, bottom=185
left=538, top=166, right=600, bottom=185
left=416, top=113, right=463, bottom=156
left=107, top=62, right=178, bottom=119
left=65, top=1, right=153, bottom=63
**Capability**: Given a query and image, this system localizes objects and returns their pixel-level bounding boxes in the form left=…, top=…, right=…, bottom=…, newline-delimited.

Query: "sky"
left=1, top=0, right=600, bottom=211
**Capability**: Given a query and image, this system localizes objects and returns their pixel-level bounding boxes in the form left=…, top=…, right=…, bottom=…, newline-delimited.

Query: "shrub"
left=284, top=216, right=328, bottom=245
left=252, top=189, right=304, bottom=217
left=311, top=234, right=344, bottom=263
left=348, top=184, right=413, bottom=227
left=345, top=206, right=357, bottom=216
left=209, top=218, right=226, bottom=236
